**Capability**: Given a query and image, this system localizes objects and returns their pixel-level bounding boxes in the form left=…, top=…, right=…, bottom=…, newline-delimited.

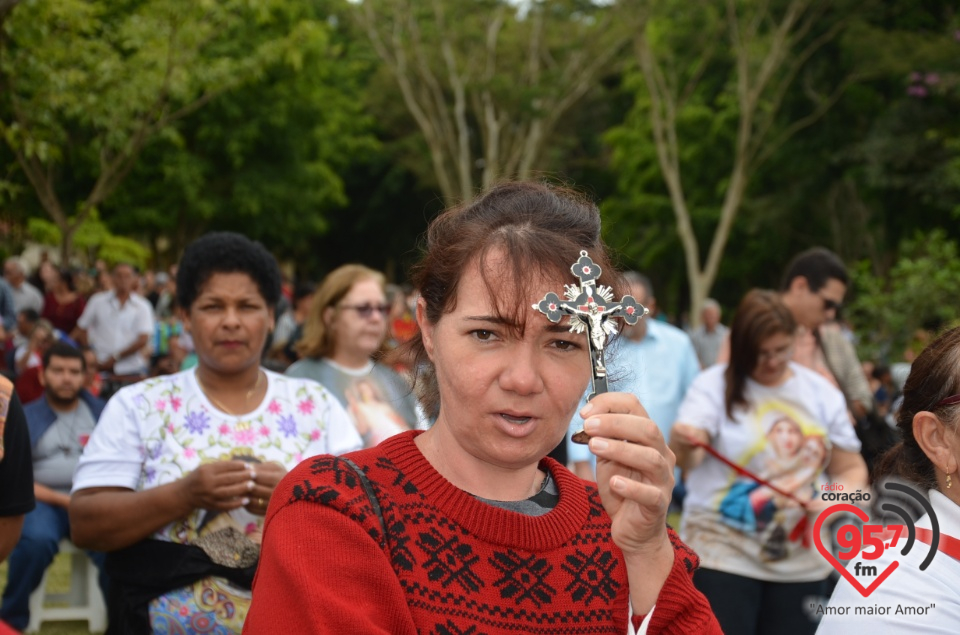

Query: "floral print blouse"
left=72, top=368, right=362, bottom=634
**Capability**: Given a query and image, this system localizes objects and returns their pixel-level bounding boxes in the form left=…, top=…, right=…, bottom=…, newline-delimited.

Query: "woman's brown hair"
left=401, top=181, right=621, bottom=419
left=724, top=289, right=797, bottom=419
left=296, top=265, right=386, bottom=360
left=874, top=326, right=960, bottom=489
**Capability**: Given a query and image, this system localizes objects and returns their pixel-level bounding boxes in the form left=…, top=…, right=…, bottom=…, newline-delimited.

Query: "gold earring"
left=948, top=474, right=953, bottom=489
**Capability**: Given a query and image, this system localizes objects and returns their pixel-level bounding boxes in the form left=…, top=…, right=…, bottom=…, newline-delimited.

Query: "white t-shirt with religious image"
left=677, top=362, right=861, bottom=582
left=72, top=368, right=362, bottom=633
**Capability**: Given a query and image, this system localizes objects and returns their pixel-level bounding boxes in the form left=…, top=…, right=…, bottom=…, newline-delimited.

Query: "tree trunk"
left=689, top=273, right=707, bottom=332
left=635, top=1, right=846, bottom=327
left=59, top=222, right=77, bottom=265
left=356, top=1, right=643, bottom=204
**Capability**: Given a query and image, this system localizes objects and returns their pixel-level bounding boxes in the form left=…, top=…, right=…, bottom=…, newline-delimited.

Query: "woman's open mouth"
left=500, top=413, right=532, bottom=424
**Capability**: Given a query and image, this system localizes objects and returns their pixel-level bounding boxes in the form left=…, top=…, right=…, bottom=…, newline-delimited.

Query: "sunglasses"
left=340, top=303, right=390, bottom=319
left=819, top=294, right=843, bottom=313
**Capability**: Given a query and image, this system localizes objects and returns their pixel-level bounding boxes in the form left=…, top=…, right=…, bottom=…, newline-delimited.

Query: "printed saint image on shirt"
left=718, top=409, right=830, bottom=560
left=285, top=358, right=420, bottom=450
left=346, top=378, right=410, bottom=447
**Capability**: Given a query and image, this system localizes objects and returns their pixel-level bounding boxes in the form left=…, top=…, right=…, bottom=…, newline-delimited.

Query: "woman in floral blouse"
left=69, top=232, right=362, bottom=634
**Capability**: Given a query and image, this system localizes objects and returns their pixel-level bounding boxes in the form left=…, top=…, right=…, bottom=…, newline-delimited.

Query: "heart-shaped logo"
left=813, top=503, right=899, bottom=597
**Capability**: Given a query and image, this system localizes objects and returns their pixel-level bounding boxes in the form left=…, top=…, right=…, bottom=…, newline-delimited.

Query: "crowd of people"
left=0, top=180, right=955, bottom=635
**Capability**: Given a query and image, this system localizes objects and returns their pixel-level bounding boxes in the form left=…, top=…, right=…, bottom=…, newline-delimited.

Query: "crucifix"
left=532, top=251, right=649, bottom=444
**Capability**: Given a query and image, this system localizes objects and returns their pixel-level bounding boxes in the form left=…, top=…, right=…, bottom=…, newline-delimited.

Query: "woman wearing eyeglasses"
left=669, top=289, right=868, bottom=635
left=286, top=265, right=420, bottom=447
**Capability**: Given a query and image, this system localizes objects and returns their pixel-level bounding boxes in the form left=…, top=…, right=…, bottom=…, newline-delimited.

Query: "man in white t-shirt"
left=74, top=262, right=155, bottom=377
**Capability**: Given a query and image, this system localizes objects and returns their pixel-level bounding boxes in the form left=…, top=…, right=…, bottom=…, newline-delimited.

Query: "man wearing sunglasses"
left=779, top=247, right=847, bottom=335
left=779, top=248, right=891, bottom=467
left=721, top=247, right=882, bottom=463
left=778, top=247, right=866, bottom=403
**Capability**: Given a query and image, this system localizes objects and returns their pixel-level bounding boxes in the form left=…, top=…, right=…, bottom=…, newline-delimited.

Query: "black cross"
left=532, top=251, right=648, bottom=443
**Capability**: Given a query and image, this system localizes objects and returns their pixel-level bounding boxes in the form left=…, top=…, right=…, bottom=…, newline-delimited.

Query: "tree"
left=0, top=0, right=19, bottom=24
left=356, top=0, right=647, bottom=202
left=847, top=230, right=960, bottom=363
left=100, top=0, right=377, bottom=272
left=0, top=0, right=328, bottom=260
left=28, top=214, right=150, bottom=269
left=611, top=0, right=857, bottom=325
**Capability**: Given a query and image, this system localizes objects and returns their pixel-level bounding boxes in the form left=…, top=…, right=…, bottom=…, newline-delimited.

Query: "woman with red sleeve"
left=244, top=182, right=721, bottom=635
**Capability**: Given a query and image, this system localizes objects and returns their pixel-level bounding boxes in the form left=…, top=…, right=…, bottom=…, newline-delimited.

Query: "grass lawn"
left=0, top=553, right=100, bottom=634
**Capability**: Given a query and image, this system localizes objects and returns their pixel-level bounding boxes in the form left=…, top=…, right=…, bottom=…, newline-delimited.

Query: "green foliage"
left=1, top=0, right=364, bottom=262
left=0, top=171, right=19, bottom=204
left=98, top=234, right=150, bottom=269
left=848, top=230, right=960, bottom=363
left=604, top=0, right=819, bottom=312
left=103, top=0, right=377, bottom=270
left=2, top=0, right=309, bottom=148
left=27, top=211, right=149, bottom=267
left=602, top=44, right=739, bottom=307
left=26, top=217, right=60, bottom=245
left=0, top=0, right=956, bottom=320
left=750, top=0, right=960, bottom=269
left=357, top=0, right=644, bottom=199
left=601, top=82, right=683, bottom=291
left=605, top=0, right=960, bottom=319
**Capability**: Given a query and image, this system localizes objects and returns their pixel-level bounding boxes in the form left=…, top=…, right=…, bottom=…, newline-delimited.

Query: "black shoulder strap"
left=341, top=457, right=387, bottom=550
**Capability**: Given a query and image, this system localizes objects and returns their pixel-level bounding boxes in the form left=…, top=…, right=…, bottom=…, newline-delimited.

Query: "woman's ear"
left=322, top=306, right=335, bottom=329
left=914, top=411, right=960, bottom=475
left=416, top=297, right=435, bottom=361
left=179, top=305, right=191, bottom=335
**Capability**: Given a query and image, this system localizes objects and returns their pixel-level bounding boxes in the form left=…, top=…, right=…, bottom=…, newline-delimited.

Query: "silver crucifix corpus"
left=532, top=251, right=649, bottom=444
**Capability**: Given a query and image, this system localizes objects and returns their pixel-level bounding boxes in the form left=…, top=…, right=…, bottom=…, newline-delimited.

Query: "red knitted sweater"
left=244, top=431, right=720, bottom=634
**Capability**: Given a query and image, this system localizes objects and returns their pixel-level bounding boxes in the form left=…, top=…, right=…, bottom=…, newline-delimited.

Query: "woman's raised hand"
left=582, top=393, right=676, bottom=557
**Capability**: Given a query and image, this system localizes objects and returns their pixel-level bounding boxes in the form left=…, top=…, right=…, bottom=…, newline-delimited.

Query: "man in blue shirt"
left=568, top=272, right=700, bottom=483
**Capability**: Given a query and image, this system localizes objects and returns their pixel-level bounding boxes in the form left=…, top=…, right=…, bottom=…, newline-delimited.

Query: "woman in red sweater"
left=244, top=182, right=721, bottom=634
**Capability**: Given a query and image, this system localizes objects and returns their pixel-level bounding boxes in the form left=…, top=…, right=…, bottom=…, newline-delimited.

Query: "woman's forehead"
left=762, top=331, right=793, bottom=346
left=344, top=277, right=385, bottom=298
left=197, top=271, right=262, bottom=297
left=455, top=252, right=567, bottom=319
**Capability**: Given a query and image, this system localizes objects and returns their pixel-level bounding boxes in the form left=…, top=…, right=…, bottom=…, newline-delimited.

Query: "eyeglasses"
left=934, top=394, right=960, bottom=408
left=758, top=345, right=794, bottom=363
left=340, top=303, right=390, bottom=319
left=819, top=294, right=843, bottom=313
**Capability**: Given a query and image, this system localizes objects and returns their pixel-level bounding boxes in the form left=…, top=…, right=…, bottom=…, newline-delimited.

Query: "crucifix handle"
left=587, top=376, right=608, bottom=402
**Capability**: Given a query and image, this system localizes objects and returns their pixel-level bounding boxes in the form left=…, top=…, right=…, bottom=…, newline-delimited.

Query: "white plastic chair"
left=26, top=539, right=106, bottom=633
